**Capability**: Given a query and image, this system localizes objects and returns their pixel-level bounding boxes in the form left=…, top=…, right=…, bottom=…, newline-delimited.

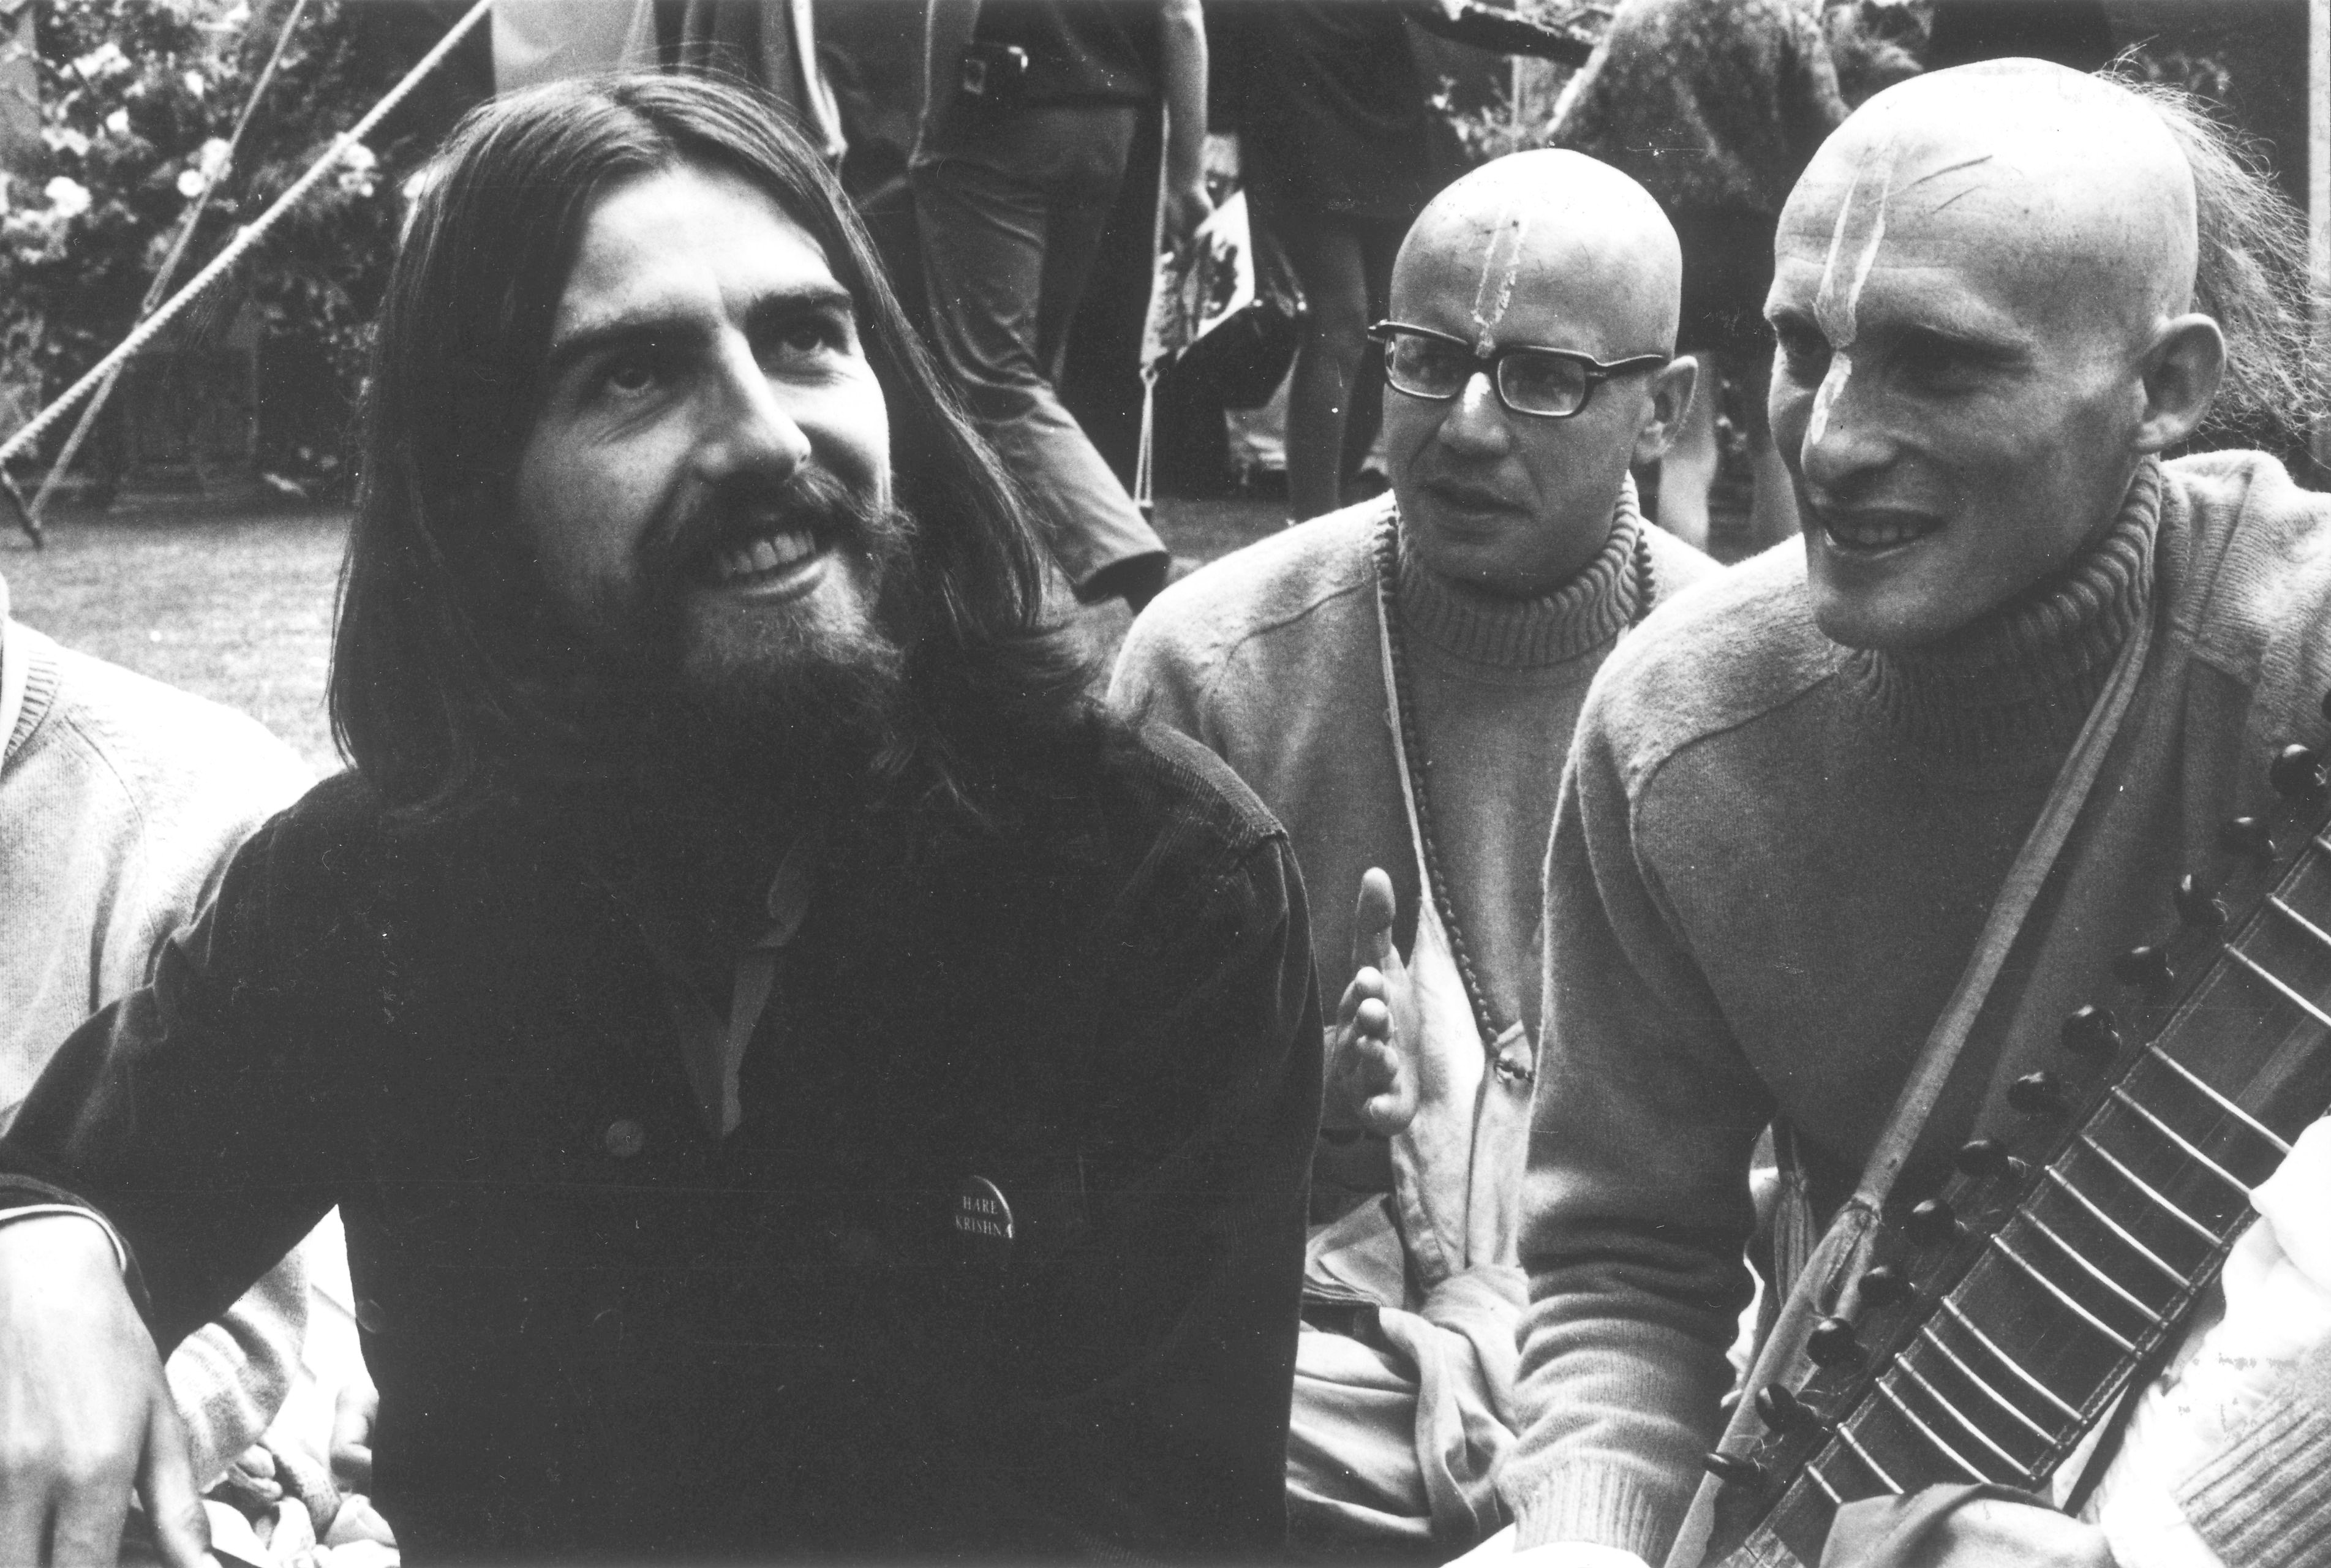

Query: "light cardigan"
left=0, top=576, right=316, bottom=1487
left=1507, top=451, right=2331, bottom=1566
left=1113, top=488, right=1719, bottom=1126
left=1112, top=488, right=1718, bottom=1550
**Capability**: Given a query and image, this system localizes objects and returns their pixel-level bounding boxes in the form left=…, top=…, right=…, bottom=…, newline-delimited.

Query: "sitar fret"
left=1937, top=1298, right=2083, bottom=1423
left=1986, top=1233, right=2139, bottom=1353
left=1912, top=1322, right=2060, bottom=1447
left=2076, top=1136, right=2222, bottom=1245
left=2269, top=893, right=2331, bottom=963
left=2223, top=944, right=2331, bottom=1030
left=1830, top=1423, right=1906, bottom=1495
left=1873, top=1381, right=1992, bottom=1483
left=2106, top=1087, right=2253, bottom=1197
left=2140, top=1042, right=2291, bottom=1156
left=1893, top=1354, right=2032, bottom=1474
left=2039, top=1167, right=2193, bottom=1288
left=2017, top=1208, right=2167, bottom=1325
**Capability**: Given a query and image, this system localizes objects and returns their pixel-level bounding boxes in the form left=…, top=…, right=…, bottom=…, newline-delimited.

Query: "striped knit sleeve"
left=2176, top=1336, right=2331, bottom=1568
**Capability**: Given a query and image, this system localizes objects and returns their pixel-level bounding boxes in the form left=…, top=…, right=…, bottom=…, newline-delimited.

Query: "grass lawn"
left=1, top=496, right=1287, bottom=777
left=3, top=508, right=351, bottom=773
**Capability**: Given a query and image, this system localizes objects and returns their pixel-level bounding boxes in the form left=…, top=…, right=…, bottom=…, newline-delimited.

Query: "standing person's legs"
left=1270, top=211, right=1376, bottom=522
left=914, top=106, right=1169, bottom=603
left=1339, top=219, right=1401, bottom=498
left=1655, top=365, right=1719, bottom=551
left=1034, top=177, right=1120, bottom=387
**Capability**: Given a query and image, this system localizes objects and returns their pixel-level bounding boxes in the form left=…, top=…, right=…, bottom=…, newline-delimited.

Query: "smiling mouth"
left=704, top=525, right=824, bottom=586
left=1820, top=510, right=1943, bottom=554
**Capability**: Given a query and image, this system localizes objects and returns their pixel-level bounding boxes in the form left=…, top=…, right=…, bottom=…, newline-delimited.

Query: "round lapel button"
left=954, top=1175, right=1014, bottom=1257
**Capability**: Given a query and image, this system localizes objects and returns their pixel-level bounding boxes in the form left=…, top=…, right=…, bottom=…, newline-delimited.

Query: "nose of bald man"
left=1793, top=356, right=1899, bottom=497
left=1436, top=371, right=1519, bottom=451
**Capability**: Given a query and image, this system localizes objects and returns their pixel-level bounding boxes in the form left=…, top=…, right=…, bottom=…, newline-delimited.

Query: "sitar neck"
left=1708, top=739, right=2331, bottom=1568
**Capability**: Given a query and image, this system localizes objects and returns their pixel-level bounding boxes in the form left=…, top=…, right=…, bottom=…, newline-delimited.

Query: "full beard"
left=563, top=465, right=925, bottom=816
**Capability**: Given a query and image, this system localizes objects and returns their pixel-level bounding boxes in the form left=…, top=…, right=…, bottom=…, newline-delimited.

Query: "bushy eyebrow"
left=541, top=282, right=858, bottom=382
left=742, top=287, right=859, bottom=343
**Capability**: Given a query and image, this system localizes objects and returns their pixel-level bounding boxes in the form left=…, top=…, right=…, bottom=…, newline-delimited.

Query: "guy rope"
left=0, top=0, right=493, bottom=546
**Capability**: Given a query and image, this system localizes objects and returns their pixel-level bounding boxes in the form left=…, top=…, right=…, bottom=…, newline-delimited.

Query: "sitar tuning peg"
left=2114, top=944, right=2173, bottom=990
left=1858, top=1263, right=1910, bottom=1308
left=2272, top=744, right=2327, bottom=798
left=1806, top=1315, right=1861, bottom=1367
left=2061, top=1005, right=2121, bottom=1058
left=2009, top=1071, right=2069, bottom=1117
left=2221, top=816, right=2274, bottom=859
left=2174, top=873, right=2226, bottom=929
left=1755, top=1382, right=1826, bottom=1434
left=1954, top=1137, right=2026, bottom=1182
left=1905, top=1197, right=1960, bottom=1246
left=1704, top=1450, right=1764, bottom=1487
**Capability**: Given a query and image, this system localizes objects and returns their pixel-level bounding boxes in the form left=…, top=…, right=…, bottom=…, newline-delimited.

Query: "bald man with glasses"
left=1112, top=149, right=1717, bottom=1558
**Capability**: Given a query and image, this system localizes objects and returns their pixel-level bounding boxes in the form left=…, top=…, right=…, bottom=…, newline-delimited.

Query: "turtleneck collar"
left=1843, top=459, right=2161, bottom=761
left=1393, top=477, right=1650, bottom=667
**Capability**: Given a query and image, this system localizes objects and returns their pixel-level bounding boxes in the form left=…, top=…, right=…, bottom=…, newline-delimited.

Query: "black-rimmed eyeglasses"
left=1368, top=321, right=1668, bottom=419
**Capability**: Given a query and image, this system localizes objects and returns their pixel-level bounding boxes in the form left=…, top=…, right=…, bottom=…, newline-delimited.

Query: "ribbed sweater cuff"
left=2176, top=1392, right=2331, bottom=1568
left=1509, top=1468, right=1673, bottom=1564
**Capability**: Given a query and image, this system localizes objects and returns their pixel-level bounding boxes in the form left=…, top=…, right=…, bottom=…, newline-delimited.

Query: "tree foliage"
left=4, top=0, right=475, bottom=493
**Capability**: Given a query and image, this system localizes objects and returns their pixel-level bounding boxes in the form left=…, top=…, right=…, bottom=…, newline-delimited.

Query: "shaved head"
left=1384, top=150, right=1695, bottom=597
left=1766, top=61, right=2226, bottom=650
left=1396, top=149, right=1683, bottom=363
left=1798, top=61, right=2198, bottom=358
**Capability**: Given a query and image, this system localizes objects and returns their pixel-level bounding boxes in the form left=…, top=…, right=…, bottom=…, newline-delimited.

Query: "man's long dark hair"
left=330, top=74, right=1095, bottom=828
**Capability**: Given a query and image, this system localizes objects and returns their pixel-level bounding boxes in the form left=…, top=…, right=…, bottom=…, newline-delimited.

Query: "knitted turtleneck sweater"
left=1112, top=491, right=1717, bottom=1205
left=0, top=578, right=325, bottom=1493
left=1505, top=453, right=2331, bottom=1567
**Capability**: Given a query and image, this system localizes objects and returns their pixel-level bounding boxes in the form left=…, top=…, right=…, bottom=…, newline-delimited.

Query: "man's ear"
left=2132, top=314, right=2226, bottom=454
left=1632, top=355, right=1700, bottom=467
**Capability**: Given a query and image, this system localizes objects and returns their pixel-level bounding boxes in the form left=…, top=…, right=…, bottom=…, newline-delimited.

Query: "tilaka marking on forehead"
left=1807, top=137, right=1900, bottom=446
left=1468, top=197, right=1533, bottom=354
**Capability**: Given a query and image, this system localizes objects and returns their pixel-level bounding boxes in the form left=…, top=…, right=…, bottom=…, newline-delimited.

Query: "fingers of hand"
left=42, top=1459, right=133, bottom=1568
left=135, top=1400, right=210, bottom=1568
left=330, top=1380, right=378, bottom=1490
left=1351, top=868, right=1398, bottom=975
left=0, top=1221, right=163, bottom=1568
left=1337, top=963, right=1390, bottom=1027
left=0, top=1423, right=134, bottom=1568
left=1358, top=1052, right=1418, bottom=1137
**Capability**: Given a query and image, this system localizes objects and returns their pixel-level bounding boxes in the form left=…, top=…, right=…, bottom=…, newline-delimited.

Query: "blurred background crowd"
left=0, top=0, right=2315, bottom=578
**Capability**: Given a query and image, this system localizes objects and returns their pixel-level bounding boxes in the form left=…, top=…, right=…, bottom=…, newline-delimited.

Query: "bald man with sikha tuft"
left=1503, top=59, right=2331, bottom=1568
left=1113, top=149, right=1718, bottom=1556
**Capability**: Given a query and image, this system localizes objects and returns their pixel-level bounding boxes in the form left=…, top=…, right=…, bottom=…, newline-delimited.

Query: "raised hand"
left=1325, top=869, right=1422, bottom=1137
left=0, top=1216, right=211, bottom=1567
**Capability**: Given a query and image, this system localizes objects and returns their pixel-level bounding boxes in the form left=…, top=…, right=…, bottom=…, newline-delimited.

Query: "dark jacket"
left=1, top=722, right=1321, bottom=1562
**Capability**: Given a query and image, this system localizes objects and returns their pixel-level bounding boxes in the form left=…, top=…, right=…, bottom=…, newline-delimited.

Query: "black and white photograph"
left=0, top=1, right=2327, bottom=1565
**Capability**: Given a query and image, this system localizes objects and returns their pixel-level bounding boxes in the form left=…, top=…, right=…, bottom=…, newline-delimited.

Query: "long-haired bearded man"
left=0, top=74, right=1320, bottom=1568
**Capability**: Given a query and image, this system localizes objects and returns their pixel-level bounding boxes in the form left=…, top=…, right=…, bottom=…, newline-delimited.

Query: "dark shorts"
left=1674, top=209, right=1779, bottom=360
